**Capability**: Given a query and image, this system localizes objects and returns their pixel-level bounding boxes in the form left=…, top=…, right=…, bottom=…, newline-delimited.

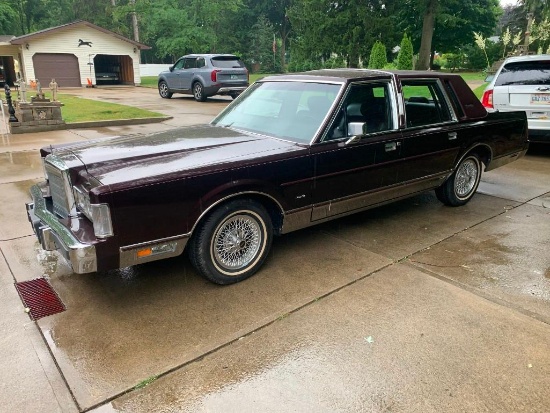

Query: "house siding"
left=20, top=25, right=141, bottom=86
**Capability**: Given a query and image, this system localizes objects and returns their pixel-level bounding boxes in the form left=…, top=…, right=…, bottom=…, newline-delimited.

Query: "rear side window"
left=184, top=58, right=197, bottom=69
left=495, top=60, right=550, bottom=86
left=211, top=56, right=245, bottom=68
left=402, top=81, right=452, bottom=127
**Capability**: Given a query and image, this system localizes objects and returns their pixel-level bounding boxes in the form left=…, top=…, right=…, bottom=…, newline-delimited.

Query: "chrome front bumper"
left=26, top=183, right=97, bottom=274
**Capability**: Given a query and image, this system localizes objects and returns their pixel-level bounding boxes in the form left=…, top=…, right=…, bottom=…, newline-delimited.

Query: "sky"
left=500, top=0, right=519, bottom=6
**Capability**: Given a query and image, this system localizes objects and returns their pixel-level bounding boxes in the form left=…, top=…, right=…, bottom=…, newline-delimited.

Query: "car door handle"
left=385, top=142, right=400, bottom=152
left=448, top=132, right=457, bottom=140
left=536, top=86, right=550, bottom=91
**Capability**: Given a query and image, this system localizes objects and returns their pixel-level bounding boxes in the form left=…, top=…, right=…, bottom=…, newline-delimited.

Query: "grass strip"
left=2, top=91, right=164, bottom=123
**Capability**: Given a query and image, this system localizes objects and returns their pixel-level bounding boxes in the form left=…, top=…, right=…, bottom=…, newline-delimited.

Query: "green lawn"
left=59, top=94, right=164, bottom=123
left=473, top=83, right=488, bottom=99
left=140, top=76, right=158, bottom=88
left=1, top=91, right=164, bottom=123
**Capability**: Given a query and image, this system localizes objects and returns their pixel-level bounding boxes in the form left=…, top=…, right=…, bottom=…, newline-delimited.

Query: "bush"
left=368, top=41, right=387, bottom=69
left=323, top=56, right=346, bottom=69
left=396, top=33, right=413, bottom=70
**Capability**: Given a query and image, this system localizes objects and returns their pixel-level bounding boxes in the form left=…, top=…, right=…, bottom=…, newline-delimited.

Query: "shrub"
left=368, top=41, right=387, bottom=69
left=396, top=33, right=414, bottom=70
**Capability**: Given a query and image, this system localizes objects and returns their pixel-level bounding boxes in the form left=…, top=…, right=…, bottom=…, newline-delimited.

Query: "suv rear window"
left=495, top=60, right=550, bottom=86
left=211, top=56, right=244, bottom=68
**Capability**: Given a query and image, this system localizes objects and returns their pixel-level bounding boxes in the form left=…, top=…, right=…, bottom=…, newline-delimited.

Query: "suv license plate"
left=231, top=74, right=239, bottom=80
left=531, top=94, right=550, bottom=104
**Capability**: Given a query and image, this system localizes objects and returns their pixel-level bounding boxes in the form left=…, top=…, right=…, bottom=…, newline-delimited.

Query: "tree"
left=417, top=0, right=438, bottom=70
left=396, top=33, right=413, bottom=69
left=368, top=41, right=387, bottom=69
left=399, top=0, right=500, bottom=69
left=0, top=2, right=18, bottom=34
left=288, top=0, right=399, bottom=69
left=248, top=15, right=280, bottom=73
left=246, top=0, right=292, bottom=70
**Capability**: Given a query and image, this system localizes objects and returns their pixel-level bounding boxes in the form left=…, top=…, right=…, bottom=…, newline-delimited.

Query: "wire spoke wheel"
left=189, top=199, right=273, bottom=285
left=213, top=214, right=262, bottom=271
left=454, top=158, right=479, bottom=199
left=435, top=153, right=482, bottom=207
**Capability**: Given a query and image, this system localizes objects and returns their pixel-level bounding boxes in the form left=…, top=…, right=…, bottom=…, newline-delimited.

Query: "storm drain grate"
left=15, top=278, right=66, bottom=320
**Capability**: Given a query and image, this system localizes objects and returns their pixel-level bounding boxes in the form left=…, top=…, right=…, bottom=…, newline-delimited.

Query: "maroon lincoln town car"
left=26, top=69, right=529, bottom=284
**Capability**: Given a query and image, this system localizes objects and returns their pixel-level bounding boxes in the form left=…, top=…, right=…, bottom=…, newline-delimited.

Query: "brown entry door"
left=33, top=53, right=81, bottom=87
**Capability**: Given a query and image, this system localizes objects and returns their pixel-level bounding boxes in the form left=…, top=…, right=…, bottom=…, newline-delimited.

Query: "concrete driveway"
left=1, top=88, right=549, bottom=412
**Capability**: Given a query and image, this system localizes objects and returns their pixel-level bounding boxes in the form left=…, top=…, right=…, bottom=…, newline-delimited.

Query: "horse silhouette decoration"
left=78, top=39, right=93, bottom=47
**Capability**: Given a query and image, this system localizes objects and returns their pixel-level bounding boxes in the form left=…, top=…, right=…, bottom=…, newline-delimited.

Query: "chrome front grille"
left=44, top=158, right=72, bottom=219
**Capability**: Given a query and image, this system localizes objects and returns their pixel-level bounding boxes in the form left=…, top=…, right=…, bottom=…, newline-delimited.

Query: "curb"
left=9, top=116, right=172, bottom=134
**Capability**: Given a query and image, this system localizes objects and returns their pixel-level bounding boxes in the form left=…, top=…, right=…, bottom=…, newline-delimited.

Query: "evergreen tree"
left=368, top=41, right=387, bottom=69
left=396, top=33, right=414, bottom=70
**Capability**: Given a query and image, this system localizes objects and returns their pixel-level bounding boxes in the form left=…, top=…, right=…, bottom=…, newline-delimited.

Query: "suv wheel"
left=193, top=82, right=207, bottom=102
left=158, top=81, right=173, bottom=99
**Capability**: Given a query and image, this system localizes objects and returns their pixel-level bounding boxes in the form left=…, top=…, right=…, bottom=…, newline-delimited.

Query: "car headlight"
left=73, top=186, right=93, bottom=219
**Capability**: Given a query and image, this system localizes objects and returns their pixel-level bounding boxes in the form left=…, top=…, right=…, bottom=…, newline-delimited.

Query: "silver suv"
left=158, top=54, right=249, bottom=102
left=483, top=54, right=550, bottom=143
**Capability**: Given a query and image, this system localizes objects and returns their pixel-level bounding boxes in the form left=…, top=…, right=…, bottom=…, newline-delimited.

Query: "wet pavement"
left=0, top=87, right=549, bottom=412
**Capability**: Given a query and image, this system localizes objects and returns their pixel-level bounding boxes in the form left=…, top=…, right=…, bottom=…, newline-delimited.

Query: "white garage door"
left=33, top=53, right=81, bottom=87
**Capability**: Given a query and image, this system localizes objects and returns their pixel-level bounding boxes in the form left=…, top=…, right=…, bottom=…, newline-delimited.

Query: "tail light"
left=481, top=89, right=493, bottom=108
left=246, top=68, right=249, bottom=83
left=211, top=69, right=221, bottom=83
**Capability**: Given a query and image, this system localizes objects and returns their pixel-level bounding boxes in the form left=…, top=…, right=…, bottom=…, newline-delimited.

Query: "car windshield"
left=211, top=81, right=342, bottom=144
left=496, top=60, right=550, bottom=86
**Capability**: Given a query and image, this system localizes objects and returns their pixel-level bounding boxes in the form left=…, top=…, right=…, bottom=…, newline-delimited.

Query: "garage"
left=33, top=53, right=80, bottom=87
left=7, top=21, right=149, bottom=87
left=93, top=54, right=134, bottom=85
left=0, top=56, right=16, bottom=86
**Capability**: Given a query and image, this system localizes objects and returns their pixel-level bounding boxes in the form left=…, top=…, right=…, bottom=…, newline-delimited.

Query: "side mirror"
left=169, top=65, right=174, bottom=72
left=347, top=122, right=364, bottom=136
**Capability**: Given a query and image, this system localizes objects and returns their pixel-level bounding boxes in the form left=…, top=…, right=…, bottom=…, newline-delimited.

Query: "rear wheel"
left=193, top=82, right=207, bottom=102
left=189, top=199, right=273, bottom=284
left=436, top=154, right=482, bottom=206
left=158, top=81, right=172, bottom=99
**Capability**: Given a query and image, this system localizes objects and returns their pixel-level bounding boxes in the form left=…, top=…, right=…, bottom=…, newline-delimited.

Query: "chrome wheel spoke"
left=213, top=214, right=261, bottom=271
left=455, top=159, right=478, bottom=197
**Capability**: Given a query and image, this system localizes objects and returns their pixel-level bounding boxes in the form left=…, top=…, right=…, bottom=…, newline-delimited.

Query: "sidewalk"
left=0, top=90, right=223, bottom=412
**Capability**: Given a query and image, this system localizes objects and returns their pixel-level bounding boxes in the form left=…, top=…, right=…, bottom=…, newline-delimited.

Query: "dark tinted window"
left=211, top=56, right=245, bottom=68
left=325, top=82, right=393, bottom=140
left=495, top=60, right=550, bottom=86
left=184, top=58, right=197, bottom=69
left=402, top=81, right=452, bottom=127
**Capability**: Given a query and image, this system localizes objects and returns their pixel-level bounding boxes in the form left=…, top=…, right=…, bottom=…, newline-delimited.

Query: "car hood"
left=48, top=125, right=305, bottom=186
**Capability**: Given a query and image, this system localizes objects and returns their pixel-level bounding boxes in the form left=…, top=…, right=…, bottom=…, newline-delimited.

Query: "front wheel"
left=188, top=199, right=273, bottom=284
left=158, top=81, right=172, bottom=99
left=436, top=154, right=482, bottom=206
left=193, top=82, right=207, bottom=102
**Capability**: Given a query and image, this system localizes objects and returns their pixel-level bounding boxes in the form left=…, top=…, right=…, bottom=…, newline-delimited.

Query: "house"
left=0, top=20, right=150, bottom=88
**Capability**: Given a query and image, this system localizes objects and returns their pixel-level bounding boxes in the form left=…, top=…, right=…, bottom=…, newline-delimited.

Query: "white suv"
left=482, top=54, right=550, bottom=143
